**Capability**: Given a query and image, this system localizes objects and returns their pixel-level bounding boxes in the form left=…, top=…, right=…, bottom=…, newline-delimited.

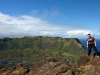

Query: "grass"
left=0, top=36, right=86, bottom=67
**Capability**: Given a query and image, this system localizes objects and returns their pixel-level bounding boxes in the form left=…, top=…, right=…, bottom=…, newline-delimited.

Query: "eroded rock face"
left=0, top=63, right=29, bottom=75
left=62, top=70, right=73, bottom=75
left=0, top=57, right=73, bottom=75
left=76, top=56, right=90, bottom=66
left=1, top=56, right=100, bottom=75
left=80, top=57, right=100, bottom=75
left=74, top=55, right=100, bottom=75
left=28, top=57, right=72, bottom=75
left=81, top=65, right=100, bottom=75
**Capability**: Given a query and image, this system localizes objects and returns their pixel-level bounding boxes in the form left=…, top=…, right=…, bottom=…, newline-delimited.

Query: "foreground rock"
left=0, top=56, right=100, bottom=75
left=28, top=57, right=73, bottom=75
left=0, top=63, right=29, bottom=75
left=76, top=56, right=100, bottom=75
left=0, top=57, right=74, bottom=75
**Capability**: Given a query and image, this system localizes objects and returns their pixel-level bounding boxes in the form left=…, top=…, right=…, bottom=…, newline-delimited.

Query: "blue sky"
left=0, top=0, right=100, bottom=38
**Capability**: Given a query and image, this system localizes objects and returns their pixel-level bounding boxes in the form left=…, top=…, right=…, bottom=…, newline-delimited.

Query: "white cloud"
left=0, top=12, right=99, bottom=38
left=0, top=12, right=63, bottom=38
left=66, top=30, right=93, bottom=36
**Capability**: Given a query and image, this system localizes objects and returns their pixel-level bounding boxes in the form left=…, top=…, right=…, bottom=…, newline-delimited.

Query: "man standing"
left=87, top=34, right=99, bottom=57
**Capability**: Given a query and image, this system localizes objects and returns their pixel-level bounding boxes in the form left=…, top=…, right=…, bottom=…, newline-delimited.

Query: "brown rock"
left=82, top=65, right=100, bottom=75
left=28, top=58, right=71, bottom=75
left=62, top=70, right=73, bottom=75
left=2, top=56, right=100, bottom=75
left=76, top=56, right=90, bottom=66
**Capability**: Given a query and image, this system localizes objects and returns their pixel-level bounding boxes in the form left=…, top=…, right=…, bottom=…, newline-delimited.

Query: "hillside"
left=0, top=36, right=86, bottom=67
left=0, top=36, right=85, bottom=51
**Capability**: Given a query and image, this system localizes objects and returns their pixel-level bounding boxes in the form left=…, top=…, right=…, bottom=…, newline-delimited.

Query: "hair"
left=87, top=34, right=91, bottom=36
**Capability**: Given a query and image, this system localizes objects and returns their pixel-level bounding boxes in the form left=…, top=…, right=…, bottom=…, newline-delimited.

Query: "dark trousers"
left=88, top=44, right=99, bottom=56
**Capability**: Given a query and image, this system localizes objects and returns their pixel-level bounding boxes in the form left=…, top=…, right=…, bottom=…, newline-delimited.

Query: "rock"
left=80, top=57, right=100, bottom=75
left=19, top=68, right=29, bottom=75
left=82, top=65, right=100, bottom=75
left=1, top=56, right=100, bottom=75
left=76, top=56, right=90, bottom=66
left=62, top=70, right=73, bottom=75
left=28, top=57, right=71, bottom=75
left=49, top=63, right=71, bottom=75
left=87, top=56, right=100, bottom=66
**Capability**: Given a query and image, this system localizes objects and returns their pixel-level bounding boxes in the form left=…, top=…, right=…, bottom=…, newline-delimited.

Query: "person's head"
left=87, top=34, right=91, bottom=38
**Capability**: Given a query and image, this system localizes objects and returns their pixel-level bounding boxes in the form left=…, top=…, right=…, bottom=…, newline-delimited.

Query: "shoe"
left=91, top=57, right=94, bottom=59
left=97, top=56, right=100, bottom=57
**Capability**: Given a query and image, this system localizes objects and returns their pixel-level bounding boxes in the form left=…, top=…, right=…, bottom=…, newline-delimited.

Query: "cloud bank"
left=0, top=12, right=96, bottom=38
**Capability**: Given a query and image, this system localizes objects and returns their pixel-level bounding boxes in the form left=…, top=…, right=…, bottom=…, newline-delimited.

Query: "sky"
left=0, top=0, right=100, bottom=38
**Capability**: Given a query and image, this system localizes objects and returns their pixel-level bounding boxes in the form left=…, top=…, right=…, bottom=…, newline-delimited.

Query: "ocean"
left=79, top=38, right=100, bottom=52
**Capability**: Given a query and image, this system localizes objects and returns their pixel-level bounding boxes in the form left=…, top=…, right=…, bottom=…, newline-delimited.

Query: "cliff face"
left=0, top=36, right=85, bottom=51
left=0, top=36, right=86, bottom=68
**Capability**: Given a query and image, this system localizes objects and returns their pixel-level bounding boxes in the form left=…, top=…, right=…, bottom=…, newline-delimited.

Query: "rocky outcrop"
left=0, top=56, right=100, bottom=75
left=75, top=55, right=100, bottom=75
left=0, top=57, right=74, bottom=75
left=0, top=63, right=29, bottom=75
left=28, top=57, right=73, bottom=75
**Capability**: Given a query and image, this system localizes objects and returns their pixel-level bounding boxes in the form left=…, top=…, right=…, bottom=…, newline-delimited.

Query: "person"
left=87, top=34, right=99, bottom=57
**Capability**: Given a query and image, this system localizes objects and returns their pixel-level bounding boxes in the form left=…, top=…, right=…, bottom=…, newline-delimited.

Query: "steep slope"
left=0, top=36, right=86, bottom=67
left=0, top=36, right=85, bottom=51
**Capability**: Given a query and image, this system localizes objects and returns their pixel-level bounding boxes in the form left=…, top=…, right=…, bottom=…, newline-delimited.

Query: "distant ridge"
left=0, top=36, right=87, bottom=67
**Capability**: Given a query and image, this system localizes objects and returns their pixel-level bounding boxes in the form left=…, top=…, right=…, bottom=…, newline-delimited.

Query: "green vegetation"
left=0, top=36, right=86, bottom=67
